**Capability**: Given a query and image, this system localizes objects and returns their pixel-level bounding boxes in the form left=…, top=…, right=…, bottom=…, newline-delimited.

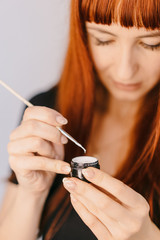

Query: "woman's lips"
left=113, top=80, right=142, bottom=91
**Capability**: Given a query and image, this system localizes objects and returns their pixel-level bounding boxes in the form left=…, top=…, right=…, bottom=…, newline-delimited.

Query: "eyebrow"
left=138, top=32, right=160, bottom=38
left=87, top=27, right=116, bottom=37
left=87, top=26, right=160, bottom=38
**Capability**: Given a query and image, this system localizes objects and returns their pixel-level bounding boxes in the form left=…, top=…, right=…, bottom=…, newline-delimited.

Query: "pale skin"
left=63, top=169, right=157, bottom=240
left=0, top=107, right=71, bottom=239
left=62, top=22, right=160, bottom=239
left=85, top=21, right=160, bottom=175
left=8, top=107, right=71, bottom=195
left=0, top=22, right=160, bottom=240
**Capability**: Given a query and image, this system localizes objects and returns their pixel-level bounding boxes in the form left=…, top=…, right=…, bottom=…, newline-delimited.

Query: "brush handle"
left=0, top=80, right=86, bottom=153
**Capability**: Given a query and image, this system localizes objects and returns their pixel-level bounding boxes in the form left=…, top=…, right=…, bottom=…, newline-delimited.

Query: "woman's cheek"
left=91, top=48, right=112, bottom=71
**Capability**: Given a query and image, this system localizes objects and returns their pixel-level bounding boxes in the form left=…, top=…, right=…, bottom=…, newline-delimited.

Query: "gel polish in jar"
left=71, top=156, right=100, bottom=182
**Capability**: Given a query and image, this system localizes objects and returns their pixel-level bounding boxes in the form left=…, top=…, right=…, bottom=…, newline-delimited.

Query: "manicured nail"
left=61, top=166, right=71, bottom=174
left=82, top=168, right=95, bottom=178
left=61, top=135, right=68, bottom=144
left=63, top=178, right=76, bottom=191
left=56, top=115, right=68, bottom=125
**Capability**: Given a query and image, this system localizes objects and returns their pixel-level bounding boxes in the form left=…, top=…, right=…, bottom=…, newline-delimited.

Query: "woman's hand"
left=8, top=106, right=71, bottom=195
left=62, top=167, right=157, bottom=240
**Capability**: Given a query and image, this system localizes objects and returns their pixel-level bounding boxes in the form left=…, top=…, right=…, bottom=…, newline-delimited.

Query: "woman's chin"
left=109, top=90, right=145, bottom=103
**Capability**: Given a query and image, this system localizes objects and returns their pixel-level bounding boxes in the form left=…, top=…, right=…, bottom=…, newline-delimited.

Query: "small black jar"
left=70, top=156, right=100, bottom=182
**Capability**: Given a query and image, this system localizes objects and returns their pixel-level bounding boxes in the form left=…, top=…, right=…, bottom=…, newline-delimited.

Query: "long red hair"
left=9, top=0, right=160, bottom=238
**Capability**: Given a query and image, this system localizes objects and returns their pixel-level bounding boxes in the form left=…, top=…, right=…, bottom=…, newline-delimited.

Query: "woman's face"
left=86, top=22, right=160, bottom=102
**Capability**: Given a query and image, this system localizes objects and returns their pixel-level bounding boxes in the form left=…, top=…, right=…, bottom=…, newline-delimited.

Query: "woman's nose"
left=116, top=47, right=138, bottom=82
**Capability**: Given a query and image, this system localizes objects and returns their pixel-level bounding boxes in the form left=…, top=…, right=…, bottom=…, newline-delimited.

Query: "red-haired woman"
left=0, top=0, right=160, bottom=239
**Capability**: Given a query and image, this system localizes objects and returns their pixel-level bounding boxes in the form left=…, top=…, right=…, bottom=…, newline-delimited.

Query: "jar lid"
left=71, top=156, right=99, bottom=168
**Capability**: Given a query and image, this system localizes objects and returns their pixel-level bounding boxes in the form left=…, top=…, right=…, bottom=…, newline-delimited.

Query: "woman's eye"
left=95, top=39, right=114, bottom=46
left=140, top=42, right=160, bottom=51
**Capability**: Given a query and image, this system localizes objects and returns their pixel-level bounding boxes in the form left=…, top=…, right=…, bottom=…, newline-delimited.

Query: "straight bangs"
left=80, top=0, right=160, bottom=29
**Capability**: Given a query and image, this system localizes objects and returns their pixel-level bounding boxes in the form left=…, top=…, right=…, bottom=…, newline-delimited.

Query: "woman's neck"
left=106, top=95, right=143, bottom=127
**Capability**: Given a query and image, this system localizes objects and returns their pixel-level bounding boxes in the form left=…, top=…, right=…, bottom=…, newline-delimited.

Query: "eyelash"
left=95, top=39, right=113, bottom=46
left=139, top=42, right=160, bottom=51
left=95, top=39, right=160, bottom=51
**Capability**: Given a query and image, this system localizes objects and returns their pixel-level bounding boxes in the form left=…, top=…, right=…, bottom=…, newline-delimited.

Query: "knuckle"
left=23, top=107, right=32, bottom=120
left=99, top=200, right=109, bottom=211
left=52, top=129, right=61, bottom=143
left=126, top=219, right=141, bottom=234
left=115, top=225, right=132, bottom=240
left=26, top=120, right=37, bottom=133
left=140, top=206, right=150, bottom=220
left=9, top=156, right=17, bottom=170
left=114, top=182, right=126, bottom=196
left=87, top=217, right=97, bottom=229
left=33, top=138, right=44, bottom=150
left=91, top=204, right=99, bottom=216
left=53, top=161, right=61, bottom=173
left=142, top=200, right=150, bottom=215
left=136, top=196, right=150, bottom=217
left=41, top=107, right=61, bottom=124
left=43, top=108, right=54, bottom=122
left=9, top=129, right=16, bottom=140
left=38, top=159, right=47, bottom=169
left=116, top=232, right=128, bottom=240
left=9, top=156, right=28, bottom=172
left=96, top=171, right=105, bottom=183
left=47, top=146, right=55, bottom=158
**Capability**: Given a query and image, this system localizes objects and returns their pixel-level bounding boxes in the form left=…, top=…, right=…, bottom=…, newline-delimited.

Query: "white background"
left=0, top=0, right=70, bottom=205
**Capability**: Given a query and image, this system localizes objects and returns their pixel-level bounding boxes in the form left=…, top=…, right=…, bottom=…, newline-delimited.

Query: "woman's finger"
left=70, top=194, right=112, bottom=240
left=22, top=106, right=68, bottom=126
left=9, top=155, right=71, bottom=175
left=8, top=137, right=55, bottom=159
left=72, top=192, right=132, bottom=240
left=65, top=180, right=140, bottom=239
left=63, top=177, right=135, bottom=233
left=82, top=168, right=145, bottom=208
left=10, top=119, right=68, bottom=145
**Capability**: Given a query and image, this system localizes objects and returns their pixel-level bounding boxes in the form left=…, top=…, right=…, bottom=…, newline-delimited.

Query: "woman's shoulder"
left=29, top=85, right=58, bottom=108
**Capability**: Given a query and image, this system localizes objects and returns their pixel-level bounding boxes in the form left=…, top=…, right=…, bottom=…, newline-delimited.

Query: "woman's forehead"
left=85, top=22, right=160, bottom=39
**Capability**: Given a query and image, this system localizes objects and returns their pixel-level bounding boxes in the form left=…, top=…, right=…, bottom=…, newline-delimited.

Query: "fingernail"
left=61, top=135, right=68, bottom=144
left=82, top=168, right=95, bottom=178
left=61, top=166, right=71, bottom=174
left=63, top=178, right=76, bottom=191
left=56, top=116, right=68, bottom=125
